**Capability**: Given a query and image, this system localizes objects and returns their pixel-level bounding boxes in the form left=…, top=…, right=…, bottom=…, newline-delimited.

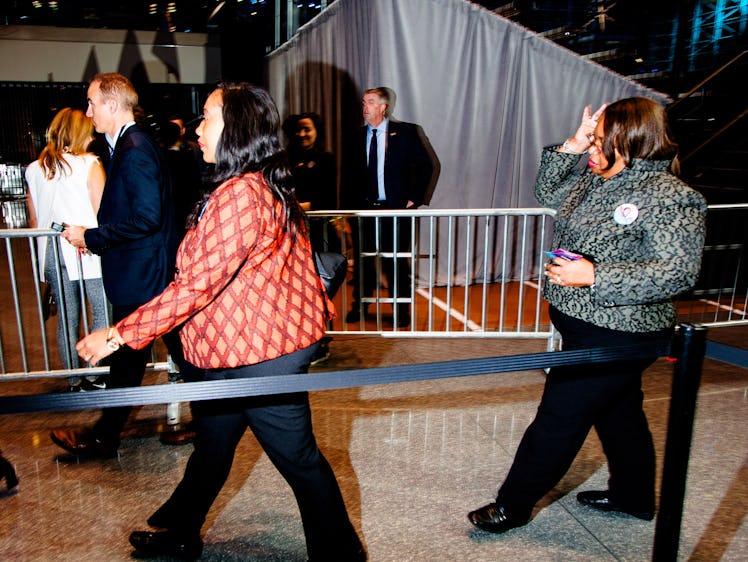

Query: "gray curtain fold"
left=267, top=0, right=668, bottom=284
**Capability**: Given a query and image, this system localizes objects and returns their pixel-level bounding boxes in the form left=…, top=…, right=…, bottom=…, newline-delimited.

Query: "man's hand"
left=62, top=225, right=88, bottom=250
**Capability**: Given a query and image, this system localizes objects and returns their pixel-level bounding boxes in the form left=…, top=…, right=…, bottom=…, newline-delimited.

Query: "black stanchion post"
left=652, top=323, right=707, bottom=561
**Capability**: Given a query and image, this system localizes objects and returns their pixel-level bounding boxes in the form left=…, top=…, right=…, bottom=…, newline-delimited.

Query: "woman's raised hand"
left=564, top=103, right=608, bottom=153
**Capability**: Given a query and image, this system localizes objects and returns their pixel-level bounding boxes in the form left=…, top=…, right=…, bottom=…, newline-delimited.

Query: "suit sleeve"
left=84, top=145, right=165, bottom=253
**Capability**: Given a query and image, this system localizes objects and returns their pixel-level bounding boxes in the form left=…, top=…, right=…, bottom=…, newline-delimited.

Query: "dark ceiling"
left=1, top=0, right=745, bottom=95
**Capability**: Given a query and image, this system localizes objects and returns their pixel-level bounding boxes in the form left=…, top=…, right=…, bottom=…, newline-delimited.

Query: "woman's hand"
left=545, top=257, right=595, bottom=287
left=560, top=103, right=608, bottom=154
left=77, top=326, right=123, bottom=365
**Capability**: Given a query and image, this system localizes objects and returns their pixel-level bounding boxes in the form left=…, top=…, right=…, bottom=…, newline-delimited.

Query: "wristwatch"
left=106, top=327, right=121, bottom=352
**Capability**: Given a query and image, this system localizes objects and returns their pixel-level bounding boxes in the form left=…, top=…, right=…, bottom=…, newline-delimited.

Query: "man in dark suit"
left=51, top=73, right=191, bottom=458
left=344, top=87, right=435, bottom=327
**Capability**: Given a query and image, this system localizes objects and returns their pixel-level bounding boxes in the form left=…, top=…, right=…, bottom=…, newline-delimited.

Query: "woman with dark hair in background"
left=76, top=83, right=365, bottom=561
left=283, top=112, right=337, bottom=213
left=468, top=97, right=707, bottom=535
left=284, top=112, right=340, bottom=365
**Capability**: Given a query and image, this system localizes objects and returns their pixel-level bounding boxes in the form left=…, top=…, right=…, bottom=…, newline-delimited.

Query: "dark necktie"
left=367, top=129, right=378, bottom=200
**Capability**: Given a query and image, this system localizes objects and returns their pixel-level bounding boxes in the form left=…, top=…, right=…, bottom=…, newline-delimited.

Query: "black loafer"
left=577, top=490, right=654, bottom=521
left=129, top=530, right=203, bottom=560
left=468, top=502, right=528, bottom=534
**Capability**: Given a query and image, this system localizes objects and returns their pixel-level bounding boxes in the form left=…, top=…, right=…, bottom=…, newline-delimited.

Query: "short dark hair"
left=283, top=112, right=326, bottom=151
left=298, top=112, right=325, bottom=148
left=601, top=97, right=679, bottom=173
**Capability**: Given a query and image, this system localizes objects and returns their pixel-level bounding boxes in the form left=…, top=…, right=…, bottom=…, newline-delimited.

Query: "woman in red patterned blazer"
left=77, top=83, right=365, bottom=562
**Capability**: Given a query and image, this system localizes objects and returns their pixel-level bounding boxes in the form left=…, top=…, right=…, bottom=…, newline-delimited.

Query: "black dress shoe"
left=50, top=428, right=119, bottom=459
left=577, top=490, right=655, bottom=521
left=468, top=502, right=528, bottom=534
left=129, top=530, right=203, bottom=560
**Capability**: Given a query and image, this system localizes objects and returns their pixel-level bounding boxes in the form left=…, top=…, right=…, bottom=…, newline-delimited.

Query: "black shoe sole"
left=577, top=494, right=654, bottom=520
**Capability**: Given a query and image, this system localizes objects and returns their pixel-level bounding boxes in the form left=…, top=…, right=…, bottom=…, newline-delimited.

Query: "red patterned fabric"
left=116, top=172, right=332, bottom=369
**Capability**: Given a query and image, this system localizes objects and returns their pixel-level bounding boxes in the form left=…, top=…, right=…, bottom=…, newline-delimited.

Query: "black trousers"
left=351, top=214, right=411, bottom=317
left=147, top=343, right=363, bottom=561
left=496, top=307, right=670, bottom=519
left=92, top=304, right=201, bottom=443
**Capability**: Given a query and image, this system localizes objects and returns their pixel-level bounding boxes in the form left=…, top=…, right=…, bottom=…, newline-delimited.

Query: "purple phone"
left=545, top=248, right=582, bottom=261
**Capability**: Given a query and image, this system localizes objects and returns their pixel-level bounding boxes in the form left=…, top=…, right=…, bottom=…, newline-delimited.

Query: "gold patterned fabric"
left=117, top=172, right=330, bottom=369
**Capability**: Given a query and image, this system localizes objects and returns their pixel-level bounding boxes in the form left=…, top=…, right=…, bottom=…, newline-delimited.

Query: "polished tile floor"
left=1, top=328, right=746, bottom=561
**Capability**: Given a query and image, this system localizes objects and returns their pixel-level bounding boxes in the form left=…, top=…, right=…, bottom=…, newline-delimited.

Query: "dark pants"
left=351, top=214, right=411, bottom=318
left=92, top=304, right=201, bottom=443
left=496, top=307, right=670, bottom=519
left=147, top=344, right=363, bottom=561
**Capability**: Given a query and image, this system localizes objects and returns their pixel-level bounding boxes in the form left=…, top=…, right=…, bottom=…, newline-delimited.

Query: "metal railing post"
left=652, top=323, right=707, bottom=561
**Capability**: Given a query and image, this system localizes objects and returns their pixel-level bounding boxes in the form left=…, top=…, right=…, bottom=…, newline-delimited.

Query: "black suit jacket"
left=85, top=125, right=178, bottom=307
left=345, top=120, right=434, bottom=209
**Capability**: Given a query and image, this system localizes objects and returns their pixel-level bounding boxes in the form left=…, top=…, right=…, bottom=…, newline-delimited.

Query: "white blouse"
left=25, top=153, right=102, bottom=281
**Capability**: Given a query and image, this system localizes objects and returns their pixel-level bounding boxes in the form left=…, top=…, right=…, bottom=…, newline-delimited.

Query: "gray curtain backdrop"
left=267, top=0, right=668, bottom=284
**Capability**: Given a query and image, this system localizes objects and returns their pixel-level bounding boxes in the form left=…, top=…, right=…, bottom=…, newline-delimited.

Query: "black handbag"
left=40, top=281, right=57, bottom=320
left=314, top=251, right=347, bottom=298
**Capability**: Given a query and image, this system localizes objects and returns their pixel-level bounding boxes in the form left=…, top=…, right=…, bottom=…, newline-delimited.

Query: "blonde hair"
left=38, top=108, right=94, bottom=180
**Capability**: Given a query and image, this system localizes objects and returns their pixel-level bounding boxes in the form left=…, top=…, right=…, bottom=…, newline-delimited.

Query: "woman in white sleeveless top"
left=25, top=108, right=108, bottom=389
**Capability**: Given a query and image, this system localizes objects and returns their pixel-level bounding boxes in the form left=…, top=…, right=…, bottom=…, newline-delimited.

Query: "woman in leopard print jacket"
left=469, top=97, right=707, bottom=535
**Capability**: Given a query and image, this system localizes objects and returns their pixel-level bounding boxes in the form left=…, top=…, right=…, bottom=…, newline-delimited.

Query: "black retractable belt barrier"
left=0, top=343, right=667, bottom=414
left=0, top=331, right=707, bottom=559
left=652, top=323, right=707, bottom=562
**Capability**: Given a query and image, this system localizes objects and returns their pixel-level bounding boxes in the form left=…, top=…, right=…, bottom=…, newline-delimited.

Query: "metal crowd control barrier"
left=0, top=326, right=708, bottom=561
left=310, top=208, right=557, bottom=345
left=0, top=228, right=171, bottom=380
left=308, top=203, right=748, bottom=340
left=0, top=204, right=745, bottom=379
left=673, top=203, right=748, bottom=327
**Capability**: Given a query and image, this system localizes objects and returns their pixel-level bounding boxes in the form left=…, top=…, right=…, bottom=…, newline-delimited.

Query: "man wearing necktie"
left=51, top=73, right=199, bottom=458
left=344, top=87, right=435, bottom=328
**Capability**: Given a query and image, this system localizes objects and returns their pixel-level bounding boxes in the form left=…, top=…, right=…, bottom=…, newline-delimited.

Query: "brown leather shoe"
left=50, top=428, right=119, bottom=458
left=159, top=426, right=196, bottom=446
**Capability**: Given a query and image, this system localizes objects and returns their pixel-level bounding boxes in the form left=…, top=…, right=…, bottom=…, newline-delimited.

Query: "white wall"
left=0, top=25, right=219, bottom=83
